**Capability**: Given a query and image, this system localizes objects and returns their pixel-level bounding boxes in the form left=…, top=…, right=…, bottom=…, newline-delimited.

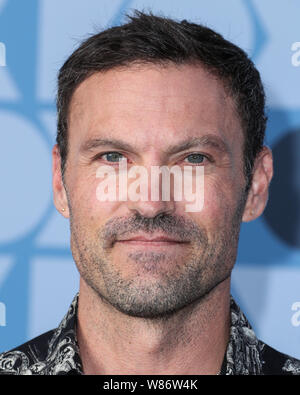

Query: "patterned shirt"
left=0, top=294, right=300, bottom=375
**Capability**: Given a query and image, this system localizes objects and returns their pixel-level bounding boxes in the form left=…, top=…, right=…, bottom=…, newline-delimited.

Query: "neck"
left=77, top=278, right=231, bottom=375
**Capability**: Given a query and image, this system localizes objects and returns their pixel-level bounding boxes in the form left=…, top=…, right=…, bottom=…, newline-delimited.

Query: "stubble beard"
left=69, top=194, right=246, bottom=320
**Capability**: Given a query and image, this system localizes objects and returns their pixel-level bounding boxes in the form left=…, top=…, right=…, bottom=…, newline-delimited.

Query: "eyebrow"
left=80, top=134, right=230, bottom=156
left=164, top=135, right=230, bottom=155
left=81, top=138, right=135, bottom=154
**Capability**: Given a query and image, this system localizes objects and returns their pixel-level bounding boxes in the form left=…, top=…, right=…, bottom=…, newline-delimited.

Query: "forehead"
left=68, top=63, right=242, bottom=153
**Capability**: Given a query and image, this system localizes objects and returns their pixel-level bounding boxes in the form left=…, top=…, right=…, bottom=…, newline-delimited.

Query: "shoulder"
left=0, top=329, right=55, bottom=375
left=259, top=341, right=300, bottom=375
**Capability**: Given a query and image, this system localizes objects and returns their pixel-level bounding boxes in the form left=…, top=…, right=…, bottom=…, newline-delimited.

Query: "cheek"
left=69, top=171, right=123, bottom=224
left=193, top=175, right=239, bottom=231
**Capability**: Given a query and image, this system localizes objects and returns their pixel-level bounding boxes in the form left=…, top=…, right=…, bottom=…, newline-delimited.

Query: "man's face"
left=59, top=64, right=247, bottom=318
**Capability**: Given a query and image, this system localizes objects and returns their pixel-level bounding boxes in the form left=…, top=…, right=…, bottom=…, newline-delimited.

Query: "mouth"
left=115, top=234, right=189, bottom=247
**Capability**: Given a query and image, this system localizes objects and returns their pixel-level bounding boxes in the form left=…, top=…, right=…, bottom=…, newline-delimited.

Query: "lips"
left=116, top=234, right=188, bottom=243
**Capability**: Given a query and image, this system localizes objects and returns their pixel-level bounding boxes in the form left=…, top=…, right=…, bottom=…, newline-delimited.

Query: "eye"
left=100, top=152, right=126, bottom=163
left=183, top=153, right=207, bottom=164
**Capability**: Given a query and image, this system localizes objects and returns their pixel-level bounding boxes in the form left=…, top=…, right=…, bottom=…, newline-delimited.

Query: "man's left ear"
left=242, top=146, right=273, bottom=222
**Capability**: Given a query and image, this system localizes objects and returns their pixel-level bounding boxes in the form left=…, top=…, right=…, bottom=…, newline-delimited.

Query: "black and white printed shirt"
left=0, top=294, right=300, bottom=375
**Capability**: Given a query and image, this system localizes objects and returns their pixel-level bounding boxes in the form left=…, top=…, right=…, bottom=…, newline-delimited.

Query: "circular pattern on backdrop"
left=263, top=129, right=300, bottom=249
left=0, top=111, right=51, bottom=244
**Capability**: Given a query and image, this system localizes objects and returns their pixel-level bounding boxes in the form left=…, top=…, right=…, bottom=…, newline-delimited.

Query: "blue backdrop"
left=0, top=0, right=300, bottom=358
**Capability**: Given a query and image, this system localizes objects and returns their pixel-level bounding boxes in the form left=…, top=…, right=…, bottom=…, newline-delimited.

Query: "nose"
left=126, top=165, right=177, bottom=218
left=128, top=199, right=175, bottom=218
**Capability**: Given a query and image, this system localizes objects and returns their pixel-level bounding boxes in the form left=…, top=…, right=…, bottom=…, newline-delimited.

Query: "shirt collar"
left=223, top=297, right=264, bottom=375
left=43, top=293, right=82, bottom=375
left=47, top=293, right=263, bottom=375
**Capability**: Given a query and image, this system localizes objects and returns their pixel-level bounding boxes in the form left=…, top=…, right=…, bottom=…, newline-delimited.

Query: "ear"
left=242, top=146, right=273, bottom=222
left=52, top=144, right=70, bottom=218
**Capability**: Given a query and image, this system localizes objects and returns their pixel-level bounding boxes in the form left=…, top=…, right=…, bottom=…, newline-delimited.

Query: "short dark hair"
left=56, top=10, right=267, bottom=191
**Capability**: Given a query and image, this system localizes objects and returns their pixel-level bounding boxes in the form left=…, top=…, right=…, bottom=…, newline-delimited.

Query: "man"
left=0, top=11, right=299, bottom=375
